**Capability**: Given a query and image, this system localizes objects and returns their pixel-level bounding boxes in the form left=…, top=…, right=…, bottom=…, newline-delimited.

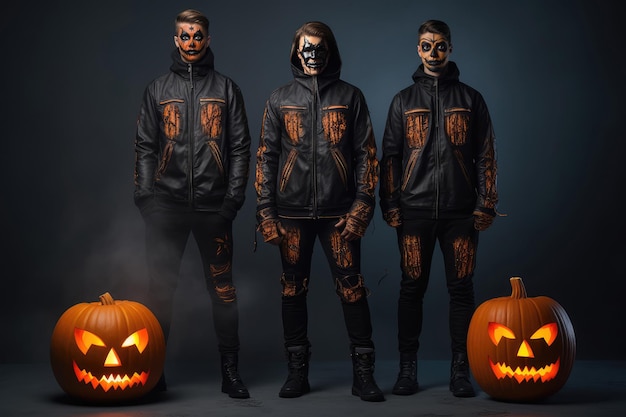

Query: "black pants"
left=396, top=216, right=478, bottom=355
left=144, top=209, right=240, bottom=353
left=277, top=217, right=374, bottom=350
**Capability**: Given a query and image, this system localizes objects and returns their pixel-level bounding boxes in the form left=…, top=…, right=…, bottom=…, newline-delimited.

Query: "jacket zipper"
left=187, top=63, right=195, bottom=208
left=434, top=77, right=440, bottom=219
left=312, top=75, right=319, bottom=218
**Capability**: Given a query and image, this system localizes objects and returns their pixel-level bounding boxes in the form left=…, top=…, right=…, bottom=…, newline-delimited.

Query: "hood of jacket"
left=169, top=46, right=215, bottom=78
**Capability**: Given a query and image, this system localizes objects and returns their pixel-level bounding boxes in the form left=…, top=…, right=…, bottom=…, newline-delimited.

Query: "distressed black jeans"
left=144, top=208, right=241, bottom=353
left=396, top=216, right=478, bottom=355
left=277, top=217, right=374, bottom=350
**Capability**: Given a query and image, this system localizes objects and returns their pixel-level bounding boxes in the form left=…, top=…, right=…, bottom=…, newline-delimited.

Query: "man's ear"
left=173, top=35, right=179, bottom=48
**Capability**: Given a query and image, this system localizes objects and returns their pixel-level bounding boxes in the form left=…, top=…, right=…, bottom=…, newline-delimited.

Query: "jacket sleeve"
left=220, top=81, right=252, bottom=220
left=254, top=98, right=281, bottom=221
left=348, top=90, right=379, bottom=225
left=379, top=94, right=404, bottom=218
left=134, top=84, right=159, bottom=213
left=472, top=93, right=498, bottom=217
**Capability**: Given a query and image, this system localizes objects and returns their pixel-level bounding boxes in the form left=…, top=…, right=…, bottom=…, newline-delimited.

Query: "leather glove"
left=383, top=207, right=402, bottom=228
left=473, top=210, right=494, bottom=231
left=335, top=200, right=373, bottom=241
left=257, top=207, right=286, bottom=245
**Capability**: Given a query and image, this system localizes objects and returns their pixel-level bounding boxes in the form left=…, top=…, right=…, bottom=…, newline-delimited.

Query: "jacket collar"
left=169, top=47, right=215, bottom=78
left=412, top=61, right=460, bottom=87
left=291, top=62, right=341, bottom=92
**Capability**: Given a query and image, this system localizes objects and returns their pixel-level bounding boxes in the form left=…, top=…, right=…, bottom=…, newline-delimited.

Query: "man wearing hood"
left=134, top=9, right=251, bottom=398
left=380, top=20, right=498, bottom=398
left=255, top=21, right=383, bottom=402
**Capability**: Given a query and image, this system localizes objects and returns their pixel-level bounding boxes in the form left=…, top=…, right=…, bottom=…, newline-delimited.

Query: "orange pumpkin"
left=50, top=292, right=165, bottom=402
left=467, top=277, right=576, bottom=402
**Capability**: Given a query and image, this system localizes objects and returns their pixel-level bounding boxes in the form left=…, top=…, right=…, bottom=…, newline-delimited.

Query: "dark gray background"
left=1, top=0, right=623, bottom=364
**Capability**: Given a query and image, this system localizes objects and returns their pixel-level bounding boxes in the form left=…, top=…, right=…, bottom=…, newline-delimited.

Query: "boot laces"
left=398, top=360, right=416, bottom=379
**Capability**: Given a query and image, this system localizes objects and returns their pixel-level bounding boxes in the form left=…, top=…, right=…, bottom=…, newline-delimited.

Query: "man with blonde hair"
left=134, top=9, right=251, bottom=398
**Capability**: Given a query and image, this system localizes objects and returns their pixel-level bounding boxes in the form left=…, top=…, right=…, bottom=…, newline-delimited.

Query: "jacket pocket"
left=200, top=98, right=226, bottom=139
left=156, top=98, right=183, bottom=181
left=322, top=105, right=349, bottom=145
left=156, top=140, right=175, bottom=181
left=159, top=99, right=184, bottom=141
left=280, top=149, right=298, bottom=192
left=330, top=148, right=348, bottom=189
left=405, top=108, right=429, bottom=149
left=281, top=105, right=307, bottom=145
left=444, top=107, right=471, bottom=146
left=453, top=148, right=473, bottom=189
left=401, top=149, right=419, bottom=191
left=207, top=140, right=225, bottom=177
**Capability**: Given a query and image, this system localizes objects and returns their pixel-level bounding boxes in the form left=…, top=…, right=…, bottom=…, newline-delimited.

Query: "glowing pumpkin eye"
left=530, top=322, right=558, bottom=346
left=488, top=322, right=516, bottom=345
left=75, top=328, right=106, bottom=355
left=121, top=328, right=149, bottom=353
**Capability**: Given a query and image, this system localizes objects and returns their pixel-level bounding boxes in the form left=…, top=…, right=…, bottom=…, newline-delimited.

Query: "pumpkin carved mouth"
left=489, top=357, right=560, bottom=383
left=73, top=361, right=150, bottom=391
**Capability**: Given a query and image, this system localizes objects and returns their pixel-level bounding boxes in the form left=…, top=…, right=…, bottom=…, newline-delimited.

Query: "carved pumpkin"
left=467, top=277, right=576, bottom=402
left=50, top=293, right=165, bottom=402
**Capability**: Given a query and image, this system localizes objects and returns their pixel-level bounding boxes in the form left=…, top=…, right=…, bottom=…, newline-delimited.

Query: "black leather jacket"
left=134, top=48, right=251, bottom=220
left=255, top=45, right=378, bottom=220
left=380, top=62, right=498, bottom=220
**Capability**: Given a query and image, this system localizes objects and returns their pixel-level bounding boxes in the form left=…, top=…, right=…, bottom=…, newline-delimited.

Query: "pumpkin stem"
left=509, top=277, right=527, bottom=299
left=99, top=292, right=116, bottom=305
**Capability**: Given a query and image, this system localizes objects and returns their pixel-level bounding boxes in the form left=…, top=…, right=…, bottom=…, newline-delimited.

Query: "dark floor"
left=2, top=360, right=625, bottom=416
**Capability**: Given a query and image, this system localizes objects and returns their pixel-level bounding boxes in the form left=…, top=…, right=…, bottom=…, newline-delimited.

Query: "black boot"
left=279, top=345, right=311, bottom=398
left=392, top=352, right=418, bottom=395
left=221, top=353, right=250, bottom=399
left=351, top=347, right=385, bottom=402
left=450, top=352, right=475, bottom=397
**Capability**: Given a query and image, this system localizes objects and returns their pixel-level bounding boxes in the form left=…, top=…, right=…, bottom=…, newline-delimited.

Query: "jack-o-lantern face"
left=467, top=277, right=576, bottom=402
left=72, top=327, right=151, bottom=391
left=50, top=293, right=166, bottom=402
left=487, top=321, right=560, bottom=383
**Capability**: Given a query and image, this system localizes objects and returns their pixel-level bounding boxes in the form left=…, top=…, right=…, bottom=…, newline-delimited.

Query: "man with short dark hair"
left=380, top=19, right=499, bottom=398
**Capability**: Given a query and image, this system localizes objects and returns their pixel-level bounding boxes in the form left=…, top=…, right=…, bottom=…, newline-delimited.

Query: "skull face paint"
left=417, top=32, right=451, bottom=76
left=174, top=23, right=209, bottom=63
left=298, top=35, right=328, bottom=75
